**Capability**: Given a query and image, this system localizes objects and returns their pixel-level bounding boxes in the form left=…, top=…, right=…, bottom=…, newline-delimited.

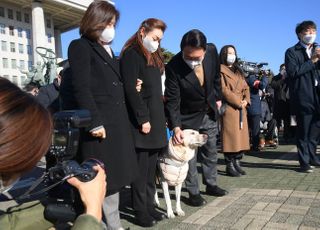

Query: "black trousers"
left=296, top=114, right=320, bottom=168
left=132, top=148, right=160, bottom=216
left=248, top=114, right=261, bottom=149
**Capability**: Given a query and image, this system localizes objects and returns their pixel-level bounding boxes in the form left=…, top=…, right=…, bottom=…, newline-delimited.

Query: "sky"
left=61, top=0, right=320, bottom=73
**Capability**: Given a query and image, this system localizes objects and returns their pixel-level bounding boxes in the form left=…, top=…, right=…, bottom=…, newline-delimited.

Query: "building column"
left=31, top=0, right=46, bottom=64
left=54, top=29, right=63, bottom=59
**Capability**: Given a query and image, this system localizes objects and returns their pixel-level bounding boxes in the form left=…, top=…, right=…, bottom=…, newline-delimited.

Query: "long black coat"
left=63, top=37, right=138, bottom=193
left=120, top=47, right=167, bottom=149
left=285, top=42, right=320, bottom=115
left=165, top=43, right=222, bottom=130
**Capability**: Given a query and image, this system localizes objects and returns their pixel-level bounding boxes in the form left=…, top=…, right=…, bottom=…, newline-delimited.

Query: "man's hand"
left=136, top=78, right=143, bottom=92
left=141, top=121, right=151, bottom=134
left=173, top=127, right=184, bottom=145
left=253, top=80, right=260, bottom=89
left=67, top=165, right=106, bottom=221
left=90, top=127, right=106, bottom=139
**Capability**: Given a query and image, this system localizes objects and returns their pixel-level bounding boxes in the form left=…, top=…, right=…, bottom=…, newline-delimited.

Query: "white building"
left=0, top=0, right=93, bottom=87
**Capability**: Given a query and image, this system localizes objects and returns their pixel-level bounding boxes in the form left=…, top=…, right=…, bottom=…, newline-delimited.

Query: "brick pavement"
left=121, top=144, right=320, bottom=229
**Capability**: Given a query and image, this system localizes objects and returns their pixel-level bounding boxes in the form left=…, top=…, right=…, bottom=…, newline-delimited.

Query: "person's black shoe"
left=135, top=213, right=157, bottom=227
left=206, top=185, right=229, bottom=197
left=188, top=193, right=207, bottom=207
left=226, top=161, right=241, bottom=177
left=148, top=209, right=166, bottom=221
left=310, top=161, right=320, bottom=166
left=299, top=165, right=313, bottom=173
left=234, top=159, right=246, bottom=175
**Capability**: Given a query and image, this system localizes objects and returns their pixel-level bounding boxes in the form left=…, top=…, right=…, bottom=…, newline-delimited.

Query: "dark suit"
left=285, top=42, right=320, bottom=168
left=165, top=43, right=221, bottom=195
left=63, top=37, right=138, bottom=192
left=120, top=46, right=167, bottom=216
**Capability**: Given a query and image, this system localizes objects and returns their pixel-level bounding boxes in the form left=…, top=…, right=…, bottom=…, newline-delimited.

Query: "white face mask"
left=142, top=36, right=159, bottom=53
left=183, top=55, right=203, bottom=69
left=100, top=27, right=115, bottom=43
left=302, top=34, right=316, bottom=45
left=226, top=54, right=236, bottom=65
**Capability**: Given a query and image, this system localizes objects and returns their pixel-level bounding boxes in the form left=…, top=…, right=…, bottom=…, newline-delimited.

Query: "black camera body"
left=45, top=110, right=103, bottom=222
left=239, top=60, right=269, bottom=78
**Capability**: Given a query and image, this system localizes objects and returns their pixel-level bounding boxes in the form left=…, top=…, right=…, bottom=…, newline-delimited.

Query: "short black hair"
left=295, top=20, right=317, bottom=36
left=279, top=63, right=285, bottom=70
left=180, top=29, right=207, bottom=51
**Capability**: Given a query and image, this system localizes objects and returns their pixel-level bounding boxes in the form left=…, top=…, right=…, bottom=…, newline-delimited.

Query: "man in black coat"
left=271, top=64, right=291, bottom=142
left=285, top=20, right=320, bottom=173
left=165, top=29, right=228, bottom=207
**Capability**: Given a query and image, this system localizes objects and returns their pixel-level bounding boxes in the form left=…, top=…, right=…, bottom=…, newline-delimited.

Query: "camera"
left=45, top=110, right=104, bottom=223
left=238, top=59, right=269, bottom=77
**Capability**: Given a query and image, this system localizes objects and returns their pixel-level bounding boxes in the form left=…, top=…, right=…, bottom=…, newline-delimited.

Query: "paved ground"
left=120, top=143, right=320, bottom=229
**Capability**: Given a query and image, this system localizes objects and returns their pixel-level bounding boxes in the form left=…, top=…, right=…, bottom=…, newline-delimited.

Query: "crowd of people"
left=1, top=0, right=320, bottom=229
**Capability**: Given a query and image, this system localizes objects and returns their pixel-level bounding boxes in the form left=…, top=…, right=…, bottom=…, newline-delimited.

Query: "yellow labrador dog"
left=157, top=129, right=207, bottom=218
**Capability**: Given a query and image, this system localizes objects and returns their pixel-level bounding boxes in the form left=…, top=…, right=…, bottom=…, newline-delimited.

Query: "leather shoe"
left=299, top=166, right=313, bottom=173
left=188, top=193, right=207, bottom=207
left=135, top=213, right=157, bottom=227
left=148, top=209, right=166, bottom=221
left=206, top=185, right=228, bottom=197
left=310, top=161, right=320, bottom=166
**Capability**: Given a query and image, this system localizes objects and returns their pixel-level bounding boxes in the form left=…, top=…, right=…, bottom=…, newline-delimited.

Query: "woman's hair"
left=121, top=18, right=167, bottom=73
left=79, top=0, right=119, bottom=41
left=180, top=29, right=207, bottom=51
left=0, top=77, right=52, bottom=175
left=219, top=45, right=244, bottom=75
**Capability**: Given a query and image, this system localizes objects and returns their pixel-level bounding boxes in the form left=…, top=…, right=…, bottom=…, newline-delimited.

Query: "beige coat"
left=220, top=65, right=250, bottom=153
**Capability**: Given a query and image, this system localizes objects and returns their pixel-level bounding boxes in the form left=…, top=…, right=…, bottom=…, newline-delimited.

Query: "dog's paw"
left=176, top=209, right=185, bottom=217
left=167, top=210, right=175, bottom=219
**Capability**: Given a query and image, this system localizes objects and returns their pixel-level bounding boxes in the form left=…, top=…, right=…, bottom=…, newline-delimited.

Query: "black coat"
left=246, top=75, right=268, bottom=116
left=285, top=42, right=320, bottom=115
left=165, top=43, right=222, bottom=130
left=63, top=37, right=138, bottom=193
left=36, top=79, right=60, bottom=113
left=120, top=47, right=167, bottom=149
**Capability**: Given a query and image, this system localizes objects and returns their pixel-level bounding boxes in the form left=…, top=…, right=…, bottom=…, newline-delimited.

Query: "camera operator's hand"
left=90, top=127, right=106, bottom=139
left=216, top=100, right=222, bottom=110
left=141, top=121, right=151, bottom=134
left=173, top=127, right=184, bottom=145
left=253, top=80, right=260, bottom=89
left=136, top=78, right=143, bottom=92
left=67, top=165, right=106, bottom=222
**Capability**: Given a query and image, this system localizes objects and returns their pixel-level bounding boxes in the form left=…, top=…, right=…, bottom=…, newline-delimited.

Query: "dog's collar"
left=159, top=157, right=186, bottom=168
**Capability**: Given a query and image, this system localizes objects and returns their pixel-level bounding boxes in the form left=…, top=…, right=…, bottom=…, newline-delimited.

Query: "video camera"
left=238, top=59, right=270, bottom=77
left=44, top=110, right=104, bottom=222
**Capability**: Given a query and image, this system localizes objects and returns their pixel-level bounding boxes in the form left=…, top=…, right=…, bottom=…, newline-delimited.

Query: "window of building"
left=26, top=29, right=31, bottom=39
left=28, top=60, right=32, bottom=70
left=12, top=76, right=18, bottom=85
left=10, top=42, right=15, bottom=52
left=18, top=43, right=23, bottom=54
left=27, top=45, right=32, bottom=55
left=1, top=41, right=7, bottom=52
left=16, top=11, right=21, bottom=21
left=47, top=33, right=52, bottom=43
left=0, top=7, right=4, bottom=17
left=2, top=58, right=8, bottom=68
left=8, top=9, right=13, bottom=20
left=11, top=59, right=17, bottom=69
left=0, top=23, right=5, bottom=34
left=24, top=13, right=30, bottom=23
left=46, top=19, right=51, bottom=28
left=19, top=60, right=25, bottom=70
left=18, top=27, right=23, bottom=37
left=9, top=26, right=14, bottom=36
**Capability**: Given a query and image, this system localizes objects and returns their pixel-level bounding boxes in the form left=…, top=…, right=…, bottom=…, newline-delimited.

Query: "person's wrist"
left=85, top=205, right=102, bottom=221
left=173, top=127, right=181, bottom=133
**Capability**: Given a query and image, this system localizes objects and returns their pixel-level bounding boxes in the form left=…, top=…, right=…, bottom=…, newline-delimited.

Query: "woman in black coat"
left=63, top=2, right=138, bottom=229
left=120, top=18, right=167, bottom=227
